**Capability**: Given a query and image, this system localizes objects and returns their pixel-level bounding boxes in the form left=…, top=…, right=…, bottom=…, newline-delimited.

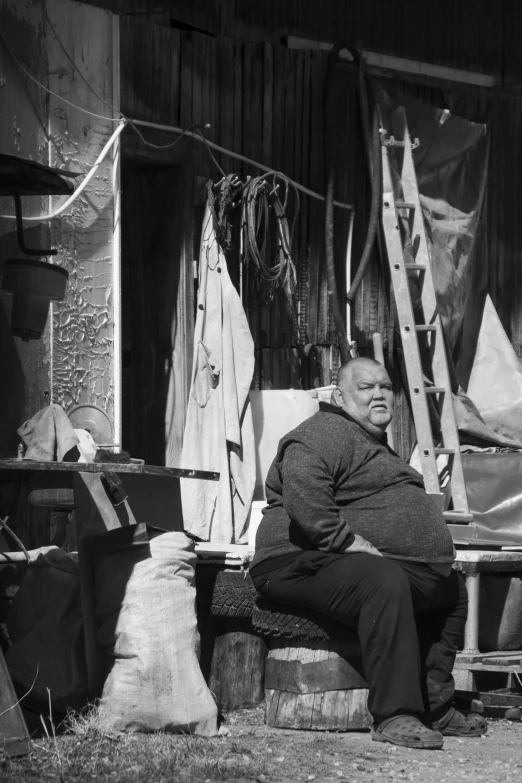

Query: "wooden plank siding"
left=82, top=0, right=519, bottom=82
left=117, top=16, right=522, bottom=460
left=1, top=0, right=521, bottom=474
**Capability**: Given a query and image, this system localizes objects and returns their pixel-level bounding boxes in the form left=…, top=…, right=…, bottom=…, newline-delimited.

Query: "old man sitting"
left=250, top=358, right=486, bottom=749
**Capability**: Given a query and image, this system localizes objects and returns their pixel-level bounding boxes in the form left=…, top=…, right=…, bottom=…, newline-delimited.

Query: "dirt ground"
left=2, top=705, right=522, bottom=782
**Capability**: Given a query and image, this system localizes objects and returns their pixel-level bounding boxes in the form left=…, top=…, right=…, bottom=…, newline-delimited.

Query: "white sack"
left=96, top=531, right=218, bottom=735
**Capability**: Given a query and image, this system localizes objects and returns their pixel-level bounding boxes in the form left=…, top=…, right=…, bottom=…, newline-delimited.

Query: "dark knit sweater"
left=251, top=403, right=454, bottom=569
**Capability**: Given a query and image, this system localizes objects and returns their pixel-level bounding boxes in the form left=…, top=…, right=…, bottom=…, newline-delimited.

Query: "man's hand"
left=344, top=534, right=383, bottom=557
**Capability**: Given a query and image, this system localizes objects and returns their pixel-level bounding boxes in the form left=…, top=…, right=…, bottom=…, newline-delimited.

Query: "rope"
left=206, top=177, right=239, bottom=253
left=241, top=172, right=299, bottom=294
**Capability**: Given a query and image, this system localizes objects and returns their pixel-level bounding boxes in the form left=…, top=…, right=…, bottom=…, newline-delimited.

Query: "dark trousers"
left=251, top=551, right=468, bottom=722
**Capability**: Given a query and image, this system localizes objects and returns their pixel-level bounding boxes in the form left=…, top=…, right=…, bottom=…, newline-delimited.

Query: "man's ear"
left=332, top=386, right=343, bottom=407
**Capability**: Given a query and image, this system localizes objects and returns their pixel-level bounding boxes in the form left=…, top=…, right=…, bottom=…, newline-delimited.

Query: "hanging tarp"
left=180, top=205, right=255, bottom=544
left=378, top=89, right=488, bottom=355
left=467, top=294, right=522, bottom=444
left=462, top=453, right=522, bottom=545
left=403, top=94, right=489, bottom=351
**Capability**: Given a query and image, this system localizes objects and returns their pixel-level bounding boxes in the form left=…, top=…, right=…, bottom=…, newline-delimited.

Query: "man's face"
left=334, top=363, right=394, bottom=435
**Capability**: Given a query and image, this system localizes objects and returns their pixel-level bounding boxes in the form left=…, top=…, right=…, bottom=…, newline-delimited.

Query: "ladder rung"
left=405, top=263, right=426, bottom=271
left=415, top=324, right=437, bottom=332
left=434, top=448, right=455, bottom=455
left=395, top=201, right=416, bottom=210
left=443, top=511, right=474, bottom=523
left=425, top=387, right=446, bottom=394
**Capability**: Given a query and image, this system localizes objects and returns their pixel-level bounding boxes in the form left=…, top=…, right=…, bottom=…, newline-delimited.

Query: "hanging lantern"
left=1, top=259, right=68, bottom=341
left=0, top=152, right=79, bottom=341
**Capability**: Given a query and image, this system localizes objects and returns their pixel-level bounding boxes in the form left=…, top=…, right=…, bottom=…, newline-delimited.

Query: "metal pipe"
left=345, top=209, right=355, bottom=344
left=0, top=122, right=126, bottom=223
left=463, top=572, right=481, bottom=653
left=111, top=15, right=122, bottom=450
left=130, top=118, right=354, bottom=212
left=372, top=332, right=385, bottom=364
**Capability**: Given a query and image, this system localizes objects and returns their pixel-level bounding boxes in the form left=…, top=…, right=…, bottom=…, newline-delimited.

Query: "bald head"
left=332, top=358, right=394, bottom=439
left=336, top=358, right=384, bottom=389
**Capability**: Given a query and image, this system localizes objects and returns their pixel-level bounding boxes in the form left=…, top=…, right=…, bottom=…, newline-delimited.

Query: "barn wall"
left=4, top=0, right=522, bottom=472
left=118, top=20, right=421, bottom=458
left=118, top=15, right=522, bottom=462
left=78, top=1, right=522, bottom=361
left=79, top=0, right=522, bottom=80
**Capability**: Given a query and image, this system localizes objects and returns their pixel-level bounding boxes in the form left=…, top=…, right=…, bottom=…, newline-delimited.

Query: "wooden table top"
left=0, top=459, right=219, bottom=481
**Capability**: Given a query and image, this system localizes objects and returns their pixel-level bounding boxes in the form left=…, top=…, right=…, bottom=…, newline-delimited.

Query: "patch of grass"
left=1, top=705, right=268, bottom=783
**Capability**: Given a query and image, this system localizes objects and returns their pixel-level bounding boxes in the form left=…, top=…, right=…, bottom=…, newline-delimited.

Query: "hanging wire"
left=0, top=122, right=126, bottom=221
left=0, top=27, right=120, bottom=122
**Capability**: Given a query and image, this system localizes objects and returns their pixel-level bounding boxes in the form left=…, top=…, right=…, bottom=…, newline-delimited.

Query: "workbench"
left=453, top=550, right=522, bottom=709
left=0, top=459, right=218, bottom=699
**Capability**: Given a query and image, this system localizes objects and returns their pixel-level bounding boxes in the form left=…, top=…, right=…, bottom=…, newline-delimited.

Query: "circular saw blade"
left=68, top=404, right=113, bottom=445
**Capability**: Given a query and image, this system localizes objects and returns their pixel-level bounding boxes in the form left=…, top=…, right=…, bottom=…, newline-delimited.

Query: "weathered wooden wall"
left=121, top=163, right=194, bottom=467
left=5, top=0, right=522, bottom=471
left=119, top=16, right=522, bottom=461
left=119, top=20, right=376, bottom=360
left=84, top=0, right=522, bottom=371
left=79, top=0, right=522, bottom=80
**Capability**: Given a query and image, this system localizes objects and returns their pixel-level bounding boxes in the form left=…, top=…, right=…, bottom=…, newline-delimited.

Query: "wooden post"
left=208, top=619, right=267, bottom=711
left=73, top=472, right=122, bottom=700
left=0, top=647, right=31, bottom=757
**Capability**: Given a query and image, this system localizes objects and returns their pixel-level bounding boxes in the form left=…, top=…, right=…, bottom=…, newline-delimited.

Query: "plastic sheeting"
left=403, top=95, right=489, bottom=351
left=462, top=453, right=522, bottom=545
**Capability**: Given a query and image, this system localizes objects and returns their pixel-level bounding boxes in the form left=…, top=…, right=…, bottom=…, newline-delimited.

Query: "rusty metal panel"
left=46, top=0, right=119, bottom=437
left=0, top=1, right=51, bottom=453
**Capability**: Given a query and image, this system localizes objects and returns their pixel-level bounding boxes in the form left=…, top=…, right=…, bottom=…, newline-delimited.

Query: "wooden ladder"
left=380, top=105, right=472, bottom=524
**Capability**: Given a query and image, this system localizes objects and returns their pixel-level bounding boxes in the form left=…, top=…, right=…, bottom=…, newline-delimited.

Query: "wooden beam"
left=287, top=36, right=499, bottom=89
left=73, top=472, right=122, bottom=699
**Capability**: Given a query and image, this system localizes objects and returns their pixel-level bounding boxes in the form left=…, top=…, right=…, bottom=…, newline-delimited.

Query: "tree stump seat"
left=257, top=600, right=371, bottom=731
left=198, top=569, right=371, bottom=728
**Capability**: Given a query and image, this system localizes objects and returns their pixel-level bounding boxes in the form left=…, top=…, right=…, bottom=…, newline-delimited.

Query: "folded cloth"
left=18, top=403, right=79, bottom=462
left=74, top=428, right=97, bottom=463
